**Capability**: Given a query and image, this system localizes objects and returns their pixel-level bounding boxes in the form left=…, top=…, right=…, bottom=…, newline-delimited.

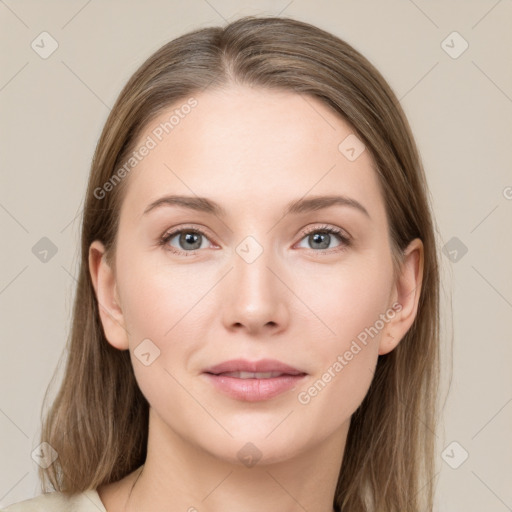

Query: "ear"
left=379, top=238, right=424, bottom=355
left=88, top=240, right=129, bottom=350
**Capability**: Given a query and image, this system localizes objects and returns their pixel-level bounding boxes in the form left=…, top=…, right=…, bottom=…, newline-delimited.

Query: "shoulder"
left=2, top=489, right=106, bottom=512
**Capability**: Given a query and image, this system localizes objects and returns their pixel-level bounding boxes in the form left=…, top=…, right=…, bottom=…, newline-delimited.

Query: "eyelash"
left=158, top=224, right=351, bottom=257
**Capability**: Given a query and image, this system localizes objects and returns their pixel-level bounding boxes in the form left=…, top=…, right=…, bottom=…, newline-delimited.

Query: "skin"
left=89, top=84, right=423, bottom=512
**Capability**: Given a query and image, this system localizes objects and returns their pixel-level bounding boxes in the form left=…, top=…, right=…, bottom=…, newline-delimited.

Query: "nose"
left=221, top=239, right=289, bottom=337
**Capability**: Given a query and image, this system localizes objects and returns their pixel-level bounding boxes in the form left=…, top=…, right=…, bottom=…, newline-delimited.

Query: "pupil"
left=181, top=232, right=201, bottom=250
left=311, top=232, right=329, bottom=249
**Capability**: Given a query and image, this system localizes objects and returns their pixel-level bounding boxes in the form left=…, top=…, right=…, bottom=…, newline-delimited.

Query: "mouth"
left=213, top=371, right=299, bottom=379
left=202, top=359, right=307, bottom=402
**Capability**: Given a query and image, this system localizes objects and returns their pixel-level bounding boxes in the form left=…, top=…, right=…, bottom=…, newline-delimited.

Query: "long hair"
left=40, top=15, right=441, bottom=511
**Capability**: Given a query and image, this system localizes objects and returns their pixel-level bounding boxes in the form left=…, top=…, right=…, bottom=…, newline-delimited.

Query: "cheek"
left=115, top=252, right=221, bottom=384
left=292, top=256, right=392, bottom=422
left=117, top=251, right=206, bottom=340
left=298, top=251, right=393, bottom=350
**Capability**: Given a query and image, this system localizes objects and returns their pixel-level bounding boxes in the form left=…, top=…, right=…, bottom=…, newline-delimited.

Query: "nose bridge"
left=233, top=233, right=278, bottom=302
left=222, top=231, right=288, bottom=332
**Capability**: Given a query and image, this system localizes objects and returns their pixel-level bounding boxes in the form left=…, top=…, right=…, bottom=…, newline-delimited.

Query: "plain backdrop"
left=1, top=1, right=511, bottom=510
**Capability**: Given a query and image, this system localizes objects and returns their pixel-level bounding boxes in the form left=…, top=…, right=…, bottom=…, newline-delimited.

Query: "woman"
left=4, top=15, right=441, bottom=512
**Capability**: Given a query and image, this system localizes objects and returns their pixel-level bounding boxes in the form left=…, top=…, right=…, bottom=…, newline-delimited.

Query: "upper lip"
left=204, top=358, right=306, bottom=375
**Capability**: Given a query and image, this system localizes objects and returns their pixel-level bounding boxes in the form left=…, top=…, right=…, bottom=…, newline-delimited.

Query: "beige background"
left=1, top=1, right=511, bottom=510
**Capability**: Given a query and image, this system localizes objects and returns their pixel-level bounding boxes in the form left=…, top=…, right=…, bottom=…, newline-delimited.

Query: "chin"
left=205, top=438, right=305, bottom=468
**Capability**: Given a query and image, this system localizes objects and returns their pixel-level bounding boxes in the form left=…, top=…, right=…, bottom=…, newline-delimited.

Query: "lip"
left=202, top=358, right=307, bottom=402
left=204, top=358, right=304, bottom=375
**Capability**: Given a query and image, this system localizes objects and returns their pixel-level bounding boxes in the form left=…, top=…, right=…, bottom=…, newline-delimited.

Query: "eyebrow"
left=143, top=194, right=370, bottom=219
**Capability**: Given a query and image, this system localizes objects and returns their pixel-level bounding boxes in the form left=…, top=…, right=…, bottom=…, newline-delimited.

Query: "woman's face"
left=91, top=85, right=418, bottom=466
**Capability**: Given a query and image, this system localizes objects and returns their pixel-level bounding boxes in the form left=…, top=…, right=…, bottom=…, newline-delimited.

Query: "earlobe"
left=379, top=238, right=424, bottom=355
left=88, top=240, right=129, bottom=351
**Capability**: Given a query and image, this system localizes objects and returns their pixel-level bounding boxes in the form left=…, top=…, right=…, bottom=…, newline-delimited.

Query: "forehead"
left=119, top=85, right=385, bottom=223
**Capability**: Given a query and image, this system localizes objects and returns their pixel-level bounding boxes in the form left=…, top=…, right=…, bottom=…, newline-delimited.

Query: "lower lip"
left=203, top=373, right=307, bottom=402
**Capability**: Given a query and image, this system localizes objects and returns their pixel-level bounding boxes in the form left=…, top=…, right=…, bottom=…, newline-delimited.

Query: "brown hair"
left=40, top=15, right=441, bottom=511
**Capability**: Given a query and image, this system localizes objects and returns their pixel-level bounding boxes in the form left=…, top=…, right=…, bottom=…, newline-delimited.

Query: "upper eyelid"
left=163, top=224, right=215, bottom=242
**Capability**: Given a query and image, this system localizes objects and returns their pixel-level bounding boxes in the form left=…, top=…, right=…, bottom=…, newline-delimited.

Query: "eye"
left=295, top=224, right=351, bottom=253
left=159, top=226, right=214, bottom=256
left=159, top=223, right=351, bottom=257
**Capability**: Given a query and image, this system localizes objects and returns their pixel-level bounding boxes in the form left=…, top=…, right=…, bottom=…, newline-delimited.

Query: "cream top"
left=2, top=489, right=106, bottom=511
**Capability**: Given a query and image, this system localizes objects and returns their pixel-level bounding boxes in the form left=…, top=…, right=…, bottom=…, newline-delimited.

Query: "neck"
left=124, top=408, right=347, bottom=512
